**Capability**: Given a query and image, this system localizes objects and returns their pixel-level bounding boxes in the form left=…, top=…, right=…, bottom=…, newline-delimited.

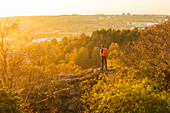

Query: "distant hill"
left=1, top=14, right=167, bottom=37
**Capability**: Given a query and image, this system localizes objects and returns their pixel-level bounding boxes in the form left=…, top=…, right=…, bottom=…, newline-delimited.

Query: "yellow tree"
left=76, top=47, right=90, bottom=69
left=0, top=18, right=18, bottom=85
left=121, top=20, right=170, bottom=89
left=108, top=42, right=119, bottom=60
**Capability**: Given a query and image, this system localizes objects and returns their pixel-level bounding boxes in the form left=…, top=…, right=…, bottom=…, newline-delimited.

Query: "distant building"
left=127, top=21, right=130, bottom=25
left=131, top=26, right=145, bottom=30
left=30, top=37, right=62, bottom=44
left=127, top=13, right=131, bottom=15
left=6, top=38, right=17, bottom=41
left=122, top=13, right=126, bottom=15
left=165, top=19, right=168, bottom=22
left=122, top=13, right=131, bottom=15
left=132, top=22, right=158, bottom=27
left=99, top=16, right=105, bottom=20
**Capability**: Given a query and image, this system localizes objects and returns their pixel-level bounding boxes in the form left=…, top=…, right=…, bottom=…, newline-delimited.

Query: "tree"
left=71, top=48, right=78, bottom=63
left=0, top=80, right=22, bottom=113
left=108, top=42, right=119, bottom=60
left=7, top=50, right=26, bottom=88
left=0, top=18, right=18, bottom=85
left=121, top=20, right=170, bottom=89
left=76, top=47, right=90, bottom=69
left=50, top=38, right=57, bottom=45
left=91, top=47, right=100, bottom=67
left=87, top=41, right=93, bottom=58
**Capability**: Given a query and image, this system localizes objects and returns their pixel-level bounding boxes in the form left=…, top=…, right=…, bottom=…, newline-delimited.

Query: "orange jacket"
left=100, top=48, right=108, bottom=56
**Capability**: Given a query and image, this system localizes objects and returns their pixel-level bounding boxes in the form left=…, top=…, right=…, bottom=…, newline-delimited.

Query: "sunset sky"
left=0, top=0, right=170, bottom=17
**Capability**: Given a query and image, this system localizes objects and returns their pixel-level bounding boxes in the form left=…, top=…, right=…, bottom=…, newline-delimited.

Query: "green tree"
left=91, top=47, right=101, bottom=67
left=0, top=80, right=22, bottom=113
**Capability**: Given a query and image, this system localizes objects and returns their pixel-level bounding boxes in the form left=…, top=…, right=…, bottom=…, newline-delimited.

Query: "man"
left=100, top=44, right=108, bottom=70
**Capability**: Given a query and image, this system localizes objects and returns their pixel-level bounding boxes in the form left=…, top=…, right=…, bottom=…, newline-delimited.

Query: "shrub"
left=81, top=72, right=170, bottom=113
left=0, top=81, right=22, bottom=113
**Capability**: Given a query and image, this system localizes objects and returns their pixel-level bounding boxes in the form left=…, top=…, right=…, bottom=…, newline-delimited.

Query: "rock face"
left=19, top=66, right=117, bottom=113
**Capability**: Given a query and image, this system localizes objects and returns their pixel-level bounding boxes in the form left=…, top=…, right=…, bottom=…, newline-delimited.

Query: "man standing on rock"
left=100, top=44, right=108, bottom=70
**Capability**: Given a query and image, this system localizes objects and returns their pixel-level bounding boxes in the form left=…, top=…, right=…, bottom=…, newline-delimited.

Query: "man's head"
left=101, top=44, right=104, bottom=48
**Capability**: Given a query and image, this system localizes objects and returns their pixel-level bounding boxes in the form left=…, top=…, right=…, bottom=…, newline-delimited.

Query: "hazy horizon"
left=0, top=0, right=169, bottom=17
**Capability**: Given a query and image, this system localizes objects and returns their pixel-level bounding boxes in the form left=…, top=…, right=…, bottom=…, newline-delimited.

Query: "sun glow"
left=0, top=0, right=169, bottom=17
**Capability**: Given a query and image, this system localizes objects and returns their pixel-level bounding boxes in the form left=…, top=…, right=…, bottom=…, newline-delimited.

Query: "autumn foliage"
left=80, top=20, right=170, bottom=112
left=0, top=17, right=169, bottom=112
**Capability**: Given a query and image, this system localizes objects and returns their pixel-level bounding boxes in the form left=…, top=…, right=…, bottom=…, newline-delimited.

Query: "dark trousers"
left=101, top=56, right=107, bottom=69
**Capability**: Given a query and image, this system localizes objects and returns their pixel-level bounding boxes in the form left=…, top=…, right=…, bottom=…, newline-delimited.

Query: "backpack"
left=102, top=48, right=108, bottom=56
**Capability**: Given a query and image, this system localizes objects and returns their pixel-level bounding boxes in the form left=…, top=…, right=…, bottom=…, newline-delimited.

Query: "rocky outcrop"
left=19, top=66, right=117, bottom=113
